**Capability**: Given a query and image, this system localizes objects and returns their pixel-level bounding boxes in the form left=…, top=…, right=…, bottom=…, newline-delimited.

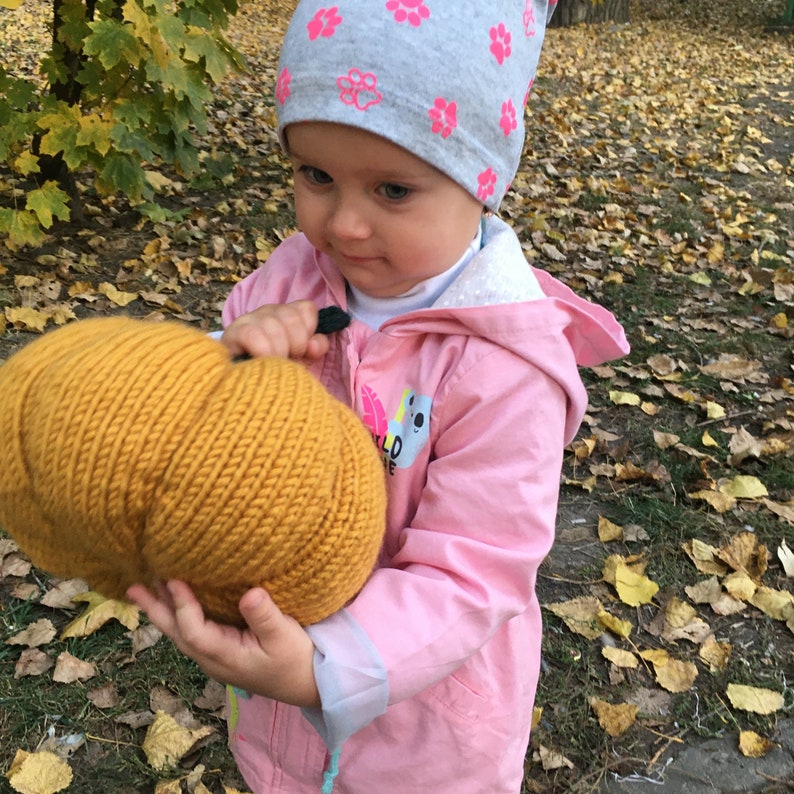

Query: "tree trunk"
left=549, top=0, right=630, bottom=27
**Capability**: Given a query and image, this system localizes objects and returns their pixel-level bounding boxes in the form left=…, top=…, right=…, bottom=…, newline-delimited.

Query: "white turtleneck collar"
left=347, top=222, right=483, bottom=330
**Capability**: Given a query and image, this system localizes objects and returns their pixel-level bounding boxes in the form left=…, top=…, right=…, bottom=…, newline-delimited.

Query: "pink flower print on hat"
left=428, top=97, right=457, bottom=139
left=499, top=99, right=517, bottom=136
left=386, top=0, right=430, bottom=27
left=489, top=23, right=512, bottom=64
left=307, top=6, right=342, bottom=40
left=477, top=167, right=497, bottom=202
left=337, top=69, right=383, bottom=111
left=276, top=67, right=292, bottom=105
left=523, top=1, right=537, bottom=36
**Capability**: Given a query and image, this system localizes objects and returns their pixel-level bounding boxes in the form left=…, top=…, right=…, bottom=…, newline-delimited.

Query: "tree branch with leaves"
left=0, top=0, right=244, bottom=249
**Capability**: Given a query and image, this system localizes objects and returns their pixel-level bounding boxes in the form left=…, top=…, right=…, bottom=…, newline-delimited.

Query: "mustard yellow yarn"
left=0, top=317, right=386, bottom=626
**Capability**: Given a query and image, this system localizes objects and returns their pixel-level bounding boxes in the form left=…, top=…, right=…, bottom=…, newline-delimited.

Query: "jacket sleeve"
left=348, top=348, right=568, bottom=704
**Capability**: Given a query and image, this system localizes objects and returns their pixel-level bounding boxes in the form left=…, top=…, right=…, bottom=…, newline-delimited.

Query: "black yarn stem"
left=232, top=306, right=350, bottom=362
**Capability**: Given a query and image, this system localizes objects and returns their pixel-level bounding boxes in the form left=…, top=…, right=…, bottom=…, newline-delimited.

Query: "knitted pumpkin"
left=0, top=317, right=386, bottom=626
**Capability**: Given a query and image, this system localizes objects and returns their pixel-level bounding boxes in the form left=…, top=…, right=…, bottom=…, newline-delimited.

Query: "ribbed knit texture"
left=0, top=318, right=386, bottom=626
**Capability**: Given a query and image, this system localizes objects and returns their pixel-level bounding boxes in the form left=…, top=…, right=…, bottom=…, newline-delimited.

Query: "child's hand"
left=221, top=300, right=331, bottom=361
left=127, top=581, right=320, bottom=708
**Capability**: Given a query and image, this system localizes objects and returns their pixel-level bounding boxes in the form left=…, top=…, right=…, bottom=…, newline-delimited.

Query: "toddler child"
left=128, top=1, right=630, bottom=792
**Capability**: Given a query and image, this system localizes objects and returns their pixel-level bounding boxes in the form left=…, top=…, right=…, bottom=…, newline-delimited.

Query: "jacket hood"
left=375, top=214, right=629, bottom=375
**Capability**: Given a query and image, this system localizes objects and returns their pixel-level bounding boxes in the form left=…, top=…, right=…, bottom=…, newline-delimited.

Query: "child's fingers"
left=166, top=580, right=213, bottom=647
left=238, top=587, right=284, bottom=643
left=126, top=583, right=178, bottom=636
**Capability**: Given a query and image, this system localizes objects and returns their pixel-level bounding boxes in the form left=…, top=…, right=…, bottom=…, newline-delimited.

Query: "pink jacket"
left=221, top=218, right=628, bottom=793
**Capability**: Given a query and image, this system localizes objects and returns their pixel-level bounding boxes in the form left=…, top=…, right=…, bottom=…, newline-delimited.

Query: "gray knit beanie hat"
left=275, top=0, right=553, bottom=211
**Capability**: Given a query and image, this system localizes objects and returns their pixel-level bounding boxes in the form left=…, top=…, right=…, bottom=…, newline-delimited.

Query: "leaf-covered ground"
left=1, top=1, right=792, bottom=792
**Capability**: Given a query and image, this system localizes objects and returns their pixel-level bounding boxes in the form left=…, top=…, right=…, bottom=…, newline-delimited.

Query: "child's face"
left=286, top=122, right=484, bottom=298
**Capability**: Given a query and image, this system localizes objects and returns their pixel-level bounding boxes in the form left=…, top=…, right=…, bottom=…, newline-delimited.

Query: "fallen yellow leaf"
left=609, top=390, right=641, bottom=406
left=5, top=306, right=49, bottom=333
left=726, top=684, right=784, bottom=715
left=142, top=711, right=214, bottom=771
left=688, top=489, right=736, bottom=513
left=590, top=697, right=639, bottom=737
left=601, top=646, right=638, bottom=669
left=738, top=730, right=775, bottom=758
left=719, top=475, right=768, bottom=500
left=653, top=657, right=699, bottom=693
left=597, top=516, right=623, bottom=542
left=614, top=560, right=659, bottom=606
left=98, top=281, right=139, bottom=307
left=60, top=592, right=139, bottom=639
left=7, top=750, right=72, bottom=794
left=597, top=609, right=633, bottom=639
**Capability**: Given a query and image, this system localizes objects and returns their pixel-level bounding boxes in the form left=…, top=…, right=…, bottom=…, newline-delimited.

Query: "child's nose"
left=327, top=197, right=370, bottom=240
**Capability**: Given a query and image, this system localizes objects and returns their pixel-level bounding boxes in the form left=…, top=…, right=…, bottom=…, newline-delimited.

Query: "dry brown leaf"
left=717, top=532, right=768, bottom=579
left=546, top=597, right=604, bottom=639
left=698, top=635, right=731, bottom=672
left=682, top=540, right=728, bottom=575
left=659, top=597, right=712, bottom=644
left=777, top=541, right=794, bottom=576
left=726, top=427, right=766, bottom=465
left=53, top=652, right=97, bottom=684
left=87, top=684, right=120, bottom=709
left=6, top=619, right=57, bottom=648
left=14, top=648, right=54, bottom=679
left=533, top=745, right=574, bottom=771
left=40, top=579, right=90, bottom=609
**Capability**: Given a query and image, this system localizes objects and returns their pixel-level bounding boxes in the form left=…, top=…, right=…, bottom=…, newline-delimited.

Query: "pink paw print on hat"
left=338, top=69, right=383, bottom=111
left=523, top=1, right=537, bottom=36
left=477, top=168, right=497, bottom=202
left=428, top=97, right=457, bottom=139
left=500, top=99, right=517, bottom=136
left=307, top=6, right=342, bottom=40
left=276, top=67, right=292, bottom=105
left=386, top=0, right=430, bottom=27
left=489, top=22, right=512, bottom=64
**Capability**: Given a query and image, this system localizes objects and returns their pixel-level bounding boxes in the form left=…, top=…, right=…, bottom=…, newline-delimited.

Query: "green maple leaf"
left=98, top=153, right=148, bottom=200
left=26, top=181, right=71, bottom=228
left=183, top=27, right=231, bottom=82
left=85, top=18, right=142, bottom=69
left=56, top=0, right=92, bottom=50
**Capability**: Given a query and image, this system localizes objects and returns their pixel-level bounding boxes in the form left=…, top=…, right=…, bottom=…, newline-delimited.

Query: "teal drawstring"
left=321, top=748, right=342, bottom=793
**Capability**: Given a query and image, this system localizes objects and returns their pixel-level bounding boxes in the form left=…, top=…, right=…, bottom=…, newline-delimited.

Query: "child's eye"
left=379, top=183, right=411, bottom=200
left=301, top=166, right=333, bottom=185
